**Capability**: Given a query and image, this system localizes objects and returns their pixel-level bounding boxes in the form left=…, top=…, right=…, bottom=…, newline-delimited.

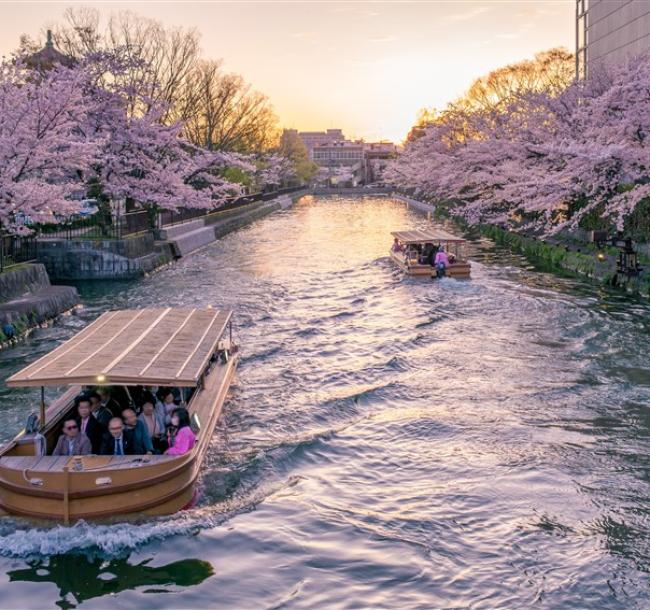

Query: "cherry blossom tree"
left=0, top=60, right=100, bottom=230
left=253, top=153, right=295, bottom=188
left=78, top=53, right=247, bottom=211
left=0, top=51, right=247, bottom=232
left=388, top=52, right=650, bottom=236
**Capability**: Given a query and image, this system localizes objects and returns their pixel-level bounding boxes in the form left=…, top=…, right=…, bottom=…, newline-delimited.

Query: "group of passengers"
left=391, top=238, right=455, bottom=277
left=52, top=387, right=196, bottom=458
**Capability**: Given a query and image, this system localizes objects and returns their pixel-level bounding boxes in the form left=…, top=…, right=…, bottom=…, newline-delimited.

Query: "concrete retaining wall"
left=393, top=194, right=436, bottom=215
left=0, top=264, right=79, bottom=343
left=0, top=264, right=50, bottom=302
left=311, top=187, right=393, bottom=196
left=37, top=233, right=171, bottom=281
left=34, top=193, right=306, bottom=280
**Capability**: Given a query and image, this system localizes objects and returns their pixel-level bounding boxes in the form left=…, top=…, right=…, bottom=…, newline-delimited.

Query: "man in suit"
left=52, top=418, right=92, bottom=456
left=122, top=408, right=153, bottom=455
left=98, top=388, right=123, bottom=418
left=75, top=395, right=104, bottom=454
left=89, top=391, right=113, bottom=428
left=100, top=417, right=135, bottom=456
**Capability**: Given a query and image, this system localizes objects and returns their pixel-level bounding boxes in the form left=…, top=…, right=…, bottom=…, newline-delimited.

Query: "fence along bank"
left=35, top=186, right=305, bottom=281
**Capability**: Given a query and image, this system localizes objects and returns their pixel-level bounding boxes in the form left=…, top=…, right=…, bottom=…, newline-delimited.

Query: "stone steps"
left=156, top=219, right=206, bottom=241
left=169, top=225, right=217, bottom=258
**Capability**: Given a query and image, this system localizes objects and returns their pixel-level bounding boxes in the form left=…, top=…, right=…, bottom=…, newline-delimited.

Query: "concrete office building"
left=296, top=129, right=345, bottom=151
left=577, top=0, right=650, bottom=77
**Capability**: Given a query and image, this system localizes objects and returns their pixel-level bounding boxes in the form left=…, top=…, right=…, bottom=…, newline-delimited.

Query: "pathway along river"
left=0, top=196, right=649, bottom=610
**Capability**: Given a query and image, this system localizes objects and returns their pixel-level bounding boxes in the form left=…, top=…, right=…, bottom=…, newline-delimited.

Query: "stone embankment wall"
left=0, top=264, right=79, bottom=344
left=38, top=233, right=170, bottom=281
left=311, top=187, right=393, bottom=196
left=36, top=192, right=306, bottom=281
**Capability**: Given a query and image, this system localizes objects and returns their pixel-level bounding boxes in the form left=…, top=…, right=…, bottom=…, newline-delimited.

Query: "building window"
left=576, top=0, right=589, bottom=79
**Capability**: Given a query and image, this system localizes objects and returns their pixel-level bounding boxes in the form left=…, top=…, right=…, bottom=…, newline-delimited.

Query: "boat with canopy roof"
left=0, top=307, right=238, bottom=523
left=390, top=229, right=471, bottom=279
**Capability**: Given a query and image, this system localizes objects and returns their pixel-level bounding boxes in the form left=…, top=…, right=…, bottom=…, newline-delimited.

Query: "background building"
left=298, top=129, right=345, bottom=152
left=577, top=0, right=650, bottom=77
left=281, top=128, right=399, bottom=185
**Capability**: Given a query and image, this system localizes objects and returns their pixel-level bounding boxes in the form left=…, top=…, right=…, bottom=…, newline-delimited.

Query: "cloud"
left=495, top=20, right=534, bottom=40
left=442, top=6, right=492, bottom=23
left=369, top=34, right=397, bottom=43
left=516, top=6, right=563, bottom=18
left=291, top=31, right=317, bottom=40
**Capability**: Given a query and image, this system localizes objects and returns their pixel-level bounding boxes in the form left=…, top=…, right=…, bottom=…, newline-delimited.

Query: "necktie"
left=116, top=438, right=123, bottom=456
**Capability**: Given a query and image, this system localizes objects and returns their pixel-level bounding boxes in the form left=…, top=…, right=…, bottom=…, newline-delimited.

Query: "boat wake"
left=0, top=474, right=302, bottom=559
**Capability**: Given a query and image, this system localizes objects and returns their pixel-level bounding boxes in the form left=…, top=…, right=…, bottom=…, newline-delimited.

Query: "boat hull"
left=390, top=251, right=471, bottom=278
left=0, top=353, right=238, bottom=522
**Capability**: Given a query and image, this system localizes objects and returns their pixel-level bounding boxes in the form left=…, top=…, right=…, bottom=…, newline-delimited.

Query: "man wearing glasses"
left=100, top=417, right=134, bottom=456
left=52, top=418, right=92, bottom=456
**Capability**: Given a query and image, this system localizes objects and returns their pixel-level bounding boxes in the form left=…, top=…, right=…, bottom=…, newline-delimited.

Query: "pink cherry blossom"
left=387, top=54, right=650, bottom=235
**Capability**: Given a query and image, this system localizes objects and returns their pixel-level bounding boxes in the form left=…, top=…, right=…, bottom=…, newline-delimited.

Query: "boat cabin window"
left=45, top=384, right=196, bottom=457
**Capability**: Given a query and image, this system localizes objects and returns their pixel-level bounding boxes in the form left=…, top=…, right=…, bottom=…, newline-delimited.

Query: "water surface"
left=0, top=196, right=648, bottom=609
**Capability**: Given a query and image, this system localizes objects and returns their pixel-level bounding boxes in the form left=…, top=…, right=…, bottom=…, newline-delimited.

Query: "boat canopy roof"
left=6, top=308, right=232, bottom=388
left=391, top=229, right=465, bottom=244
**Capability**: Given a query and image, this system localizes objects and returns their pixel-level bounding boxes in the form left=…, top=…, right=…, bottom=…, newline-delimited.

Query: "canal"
left=0, top=195, right=649, bottom=609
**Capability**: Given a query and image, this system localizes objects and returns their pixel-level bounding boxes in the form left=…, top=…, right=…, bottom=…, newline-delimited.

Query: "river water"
left=0, top=196, right=649, bottom=610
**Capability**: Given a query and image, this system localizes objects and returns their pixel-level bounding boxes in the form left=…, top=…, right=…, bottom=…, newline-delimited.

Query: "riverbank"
left=38, top=190, right=307, bottom=281
left=0, top=191, right=305, bottom=349
left=394, top=194, right=650, bottom=297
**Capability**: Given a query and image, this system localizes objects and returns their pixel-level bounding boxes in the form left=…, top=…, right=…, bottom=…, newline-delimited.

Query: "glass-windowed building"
left=577, top=0, right=650, bottom=78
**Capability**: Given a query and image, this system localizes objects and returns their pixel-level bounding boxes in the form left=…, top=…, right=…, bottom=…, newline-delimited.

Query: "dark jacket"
left=93, top=406, right=113, bottom=428
left=76, top=415, right=103, bottom=454
left=99, top=431, right=135, bottom=456
left=52, top=433, right=91, bottom=456
left=103, top=398, right=123, bottom=418
left=126, top=420, right=153, bottom=454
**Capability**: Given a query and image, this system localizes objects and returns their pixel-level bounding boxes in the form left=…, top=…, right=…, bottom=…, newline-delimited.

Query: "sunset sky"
left=0, top=1, right=575, bottom=143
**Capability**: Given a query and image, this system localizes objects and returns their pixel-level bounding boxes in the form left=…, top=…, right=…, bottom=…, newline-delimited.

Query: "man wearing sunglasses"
left=52, top=418, right=92, bottom=456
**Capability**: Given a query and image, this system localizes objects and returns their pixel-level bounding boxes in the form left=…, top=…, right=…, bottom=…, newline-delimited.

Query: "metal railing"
left=156, top=185, right=305, bottom=229
left=0, top=232, right=38, bottom=273
left=37, top=209, right=152, bottom=240
left=33, top=185, right=307, bottom=241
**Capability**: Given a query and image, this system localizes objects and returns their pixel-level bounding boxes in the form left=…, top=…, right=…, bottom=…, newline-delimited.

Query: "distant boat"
left=0, top=307, right=238, bottom=523
left=390, top=229, right=471, bottom=279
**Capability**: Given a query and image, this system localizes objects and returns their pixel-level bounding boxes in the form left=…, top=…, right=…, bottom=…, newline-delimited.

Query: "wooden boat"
left=0, top=307, right=238, bottom=523
left=390, top=229, right=471, bottom=279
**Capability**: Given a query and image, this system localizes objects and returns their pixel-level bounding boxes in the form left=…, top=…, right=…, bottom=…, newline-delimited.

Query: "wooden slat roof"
left=391, top=229, right=465, bottom=244
left=6, top=308, right=232, bottom=388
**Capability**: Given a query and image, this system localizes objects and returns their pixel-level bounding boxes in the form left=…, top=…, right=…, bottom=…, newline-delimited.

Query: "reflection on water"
left=0, top=196, right=649, bottom=609
left=8, top=555, right=214, bottom=609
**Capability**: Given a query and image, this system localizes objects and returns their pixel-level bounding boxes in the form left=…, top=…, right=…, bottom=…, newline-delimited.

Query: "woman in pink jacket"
left=165, top=408, right=196, bottom=455
left=434, top=247, right=450, bottom=278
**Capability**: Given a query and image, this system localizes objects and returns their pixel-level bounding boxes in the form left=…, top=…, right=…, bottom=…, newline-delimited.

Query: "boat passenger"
left=75, top=394, right=103, bottom=454
left=122, top=408, right=153, bottom=455
left=89, top=391, right=113, bottom=428
left=100, top=417, right=135, bottom=456
left=52, top=418, right=92, bottom=456
left=391, top=237, right=404, bottom=253
left=157, top=388, right=179, bottom=425
left=423, top=243, right=435, bottom=265
left=164, top=408, right=196, bottom=456
left=97, top=387, right=123, bottom=418
left=434, top=247, right=450, bottom=278
left=139, top=400, right=166, bottom=453
left=130, top=386, right=156, bottom=410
